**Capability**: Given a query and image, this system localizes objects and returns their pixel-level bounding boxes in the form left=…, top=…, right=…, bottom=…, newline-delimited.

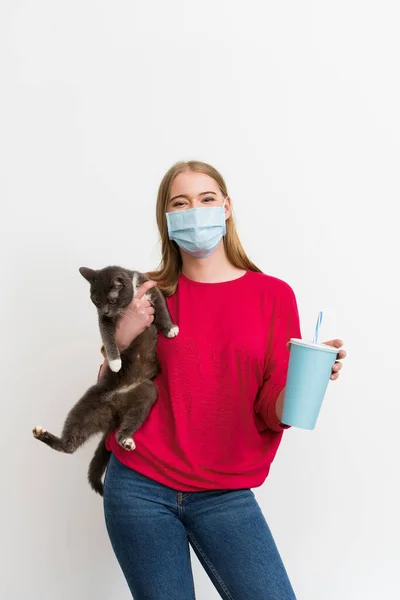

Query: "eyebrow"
left=169, top=191, right=217, bottom=203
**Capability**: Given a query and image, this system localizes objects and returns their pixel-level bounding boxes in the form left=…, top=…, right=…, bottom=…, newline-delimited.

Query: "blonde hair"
left=146, top=160, right=261, bottom=295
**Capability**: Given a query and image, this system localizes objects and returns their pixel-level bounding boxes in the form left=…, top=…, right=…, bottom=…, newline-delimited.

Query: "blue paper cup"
left=282, top=338, right=338, bottom=430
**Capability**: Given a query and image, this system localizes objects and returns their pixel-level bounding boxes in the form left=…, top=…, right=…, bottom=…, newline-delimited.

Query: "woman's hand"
left=322, top=339, right=346, bottom=380
left=286, top=338, right=346, bottom=380
left=115, top=280, right=158, bottom=351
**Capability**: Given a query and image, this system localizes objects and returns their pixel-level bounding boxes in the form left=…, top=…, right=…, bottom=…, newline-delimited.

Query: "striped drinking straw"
left=313, top=311, right=323, bottom=344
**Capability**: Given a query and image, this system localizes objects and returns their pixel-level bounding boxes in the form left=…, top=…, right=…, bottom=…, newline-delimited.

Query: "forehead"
left=170, top=171, right=220, bottom=198
left=91, top=276, right=111, bottom=290
left=91, top=281, right=106, bottom=294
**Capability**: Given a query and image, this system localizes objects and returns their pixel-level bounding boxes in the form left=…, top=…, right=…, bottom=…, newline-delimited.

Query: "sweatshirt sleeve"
left=255, top=282, right=302, bottom=433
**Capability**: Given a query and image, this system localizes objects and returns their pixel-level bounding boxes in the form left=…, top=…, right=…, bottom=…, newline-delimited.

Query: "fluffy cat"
left=32, top=266, right=178, bottom=495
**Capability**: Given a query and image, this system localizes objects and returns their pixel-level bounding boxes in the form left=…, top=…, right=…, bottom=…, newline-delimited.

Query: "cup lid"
left=289, top=338, right=339, bottom=353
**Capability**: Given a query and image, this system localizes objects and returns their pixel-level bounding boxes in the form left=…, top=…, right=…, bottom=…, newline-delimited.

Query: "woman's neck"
left=180, top=242, right=246, bottom=283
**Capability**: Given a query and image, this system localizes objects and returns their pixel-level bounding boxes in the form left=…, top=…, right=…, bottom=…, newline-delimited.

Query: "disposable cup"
left=281, top=338, right=338, bottom=430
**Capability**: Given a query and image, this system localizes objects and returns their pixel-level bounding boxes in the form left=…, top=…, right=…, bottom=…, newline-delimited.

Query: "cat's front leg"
left=149, top=287, right=179, bottom=339
left=99, top=316, right=121, bottom=372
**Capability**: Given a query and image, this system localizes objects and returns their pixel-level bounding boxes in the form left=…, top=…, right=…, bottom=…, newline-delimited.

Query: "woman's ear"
left=224, top=196, right=232, bottom=220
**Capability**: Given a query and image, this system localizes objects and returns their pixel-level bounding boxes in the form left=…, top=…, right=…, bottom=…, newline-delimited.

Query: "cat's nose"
left=102, top=306, right=110, bottom=315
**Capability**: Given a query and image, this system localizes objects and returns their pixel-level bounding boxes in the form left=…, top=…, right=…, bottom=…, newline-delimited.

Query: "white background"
left=1, top=1, right=399, bottom=599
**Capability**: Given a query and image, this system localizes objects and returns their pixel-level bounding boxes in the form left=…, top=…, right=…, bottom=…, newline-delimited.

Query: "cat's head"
left=79, top=266, right=134, bottom=318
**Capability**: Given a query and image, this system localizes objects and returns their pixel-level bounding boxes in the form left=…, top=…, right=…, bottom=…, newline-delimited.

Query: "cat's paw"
left=166, top=325, right=179, bottom=338
left=119, top=437, right=136, bottom=451
left=32, top=425, right=47, bottom=440
left=109, top=358, right=122, bottom=372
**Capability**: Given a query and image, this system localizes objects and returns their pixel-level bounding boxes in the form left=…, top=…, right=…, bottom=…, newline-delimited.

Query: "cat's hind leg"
left=116, top=380, right=158, bottom=451
left=32, top=426, right=67, bottom=451
left=33, top=384, right=113, bottom=454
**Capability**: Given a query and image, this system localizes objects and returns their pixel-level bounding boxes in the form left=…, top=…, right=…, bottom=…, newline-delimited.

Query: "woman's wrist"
left=275, top=387, right=286, bottom=422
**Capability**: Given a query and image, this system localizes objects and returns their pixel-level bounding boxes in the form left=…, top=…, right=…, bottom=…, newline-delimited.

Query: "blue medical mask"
left=166, top=200, right=227, bottom=258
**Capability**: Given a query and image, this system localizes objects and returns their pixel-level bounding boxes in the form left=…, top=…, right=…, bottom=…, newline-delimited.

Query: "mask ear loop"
left=222, top=197, right=228, bottom=237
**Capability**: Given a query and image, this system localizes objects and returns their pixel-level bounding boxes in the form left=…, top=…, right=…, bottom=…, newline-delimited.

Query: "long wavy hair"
left=146, top=160, right=261, bottom=295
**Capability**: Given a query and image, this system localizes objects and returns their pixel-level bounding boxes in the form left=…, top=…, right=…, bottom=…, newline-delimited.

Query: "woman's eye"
left=202, top=197, right=215, bottom=203
left=172, top=201, right=187, bottom=208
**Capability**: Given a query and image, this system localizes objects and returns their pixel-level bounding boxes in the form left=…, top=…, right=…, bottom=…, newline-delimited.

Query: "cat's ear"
left=79, top=267, right=97, bottom=283
left=112, top=276, right=124, bottom=290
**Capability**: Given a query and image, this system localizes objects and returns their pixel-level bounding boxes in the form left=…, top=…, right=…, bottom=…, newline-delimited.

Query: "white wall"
left=1, top=1, right=399, bottom=598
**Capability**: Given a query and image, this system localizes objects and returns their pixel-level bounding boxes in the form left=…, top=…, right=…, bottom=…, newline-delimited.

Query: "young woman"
left=101, top=161, right=346, bottom=600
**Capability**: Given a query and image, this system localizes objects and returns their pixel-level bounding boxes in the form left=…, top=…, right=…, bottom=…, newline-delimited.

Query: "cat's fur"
left=32, top=266, right=178, bottom=495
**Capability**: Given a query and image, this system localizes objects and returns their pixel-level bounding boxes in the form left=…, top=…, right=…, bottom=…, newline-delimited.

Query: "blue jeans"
left=104, top=454, right=296, bottom=600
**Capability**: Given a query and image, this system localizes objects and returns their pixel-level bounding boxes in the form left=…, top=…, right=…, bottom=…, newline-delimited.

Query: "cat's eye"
left=109, top=298, right=117, bottom=304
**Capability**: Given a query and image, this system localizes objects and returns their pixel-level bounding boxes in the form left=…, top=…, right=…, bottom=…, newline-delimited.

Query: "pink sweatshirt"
left=106, top=270, right=301, bottom=491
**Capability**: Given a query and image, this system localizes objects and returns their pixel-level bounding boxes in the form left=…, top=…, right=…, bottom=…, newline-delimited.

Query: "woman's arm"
left=275, top=388, right=286, bottom=422
left=254, top=283, right=301, bottom=432
left=98, top=361, right=107, bottom=380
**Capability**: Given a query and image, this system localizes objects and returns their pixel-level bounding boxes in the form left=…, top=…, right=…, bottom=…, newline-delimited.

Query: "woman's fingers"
left=133, top=298, right=152, bottom=310
left=138, top=305, right=154, bottom=316
left=323, top=339, right=343, bottom=349
left=135, top=279, right=157, bottom=300
left=115, top=283, right=157, bottom=350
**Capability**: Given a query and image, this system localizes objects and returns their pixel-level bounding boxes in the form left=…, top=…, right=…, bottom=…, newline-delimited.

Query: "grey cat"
left=32, top=266, right=178, bottom=495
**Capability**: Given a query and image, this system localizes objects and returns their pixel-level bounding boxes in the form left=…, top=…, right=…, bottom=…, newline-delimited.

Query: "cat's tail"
left=88, top=434, right=111, bottom=496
